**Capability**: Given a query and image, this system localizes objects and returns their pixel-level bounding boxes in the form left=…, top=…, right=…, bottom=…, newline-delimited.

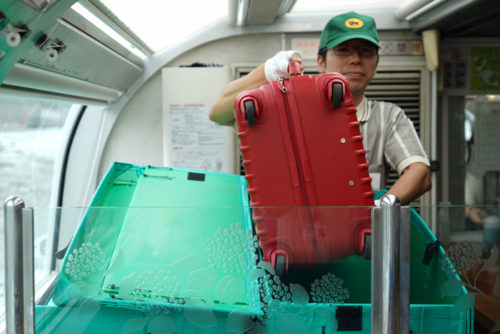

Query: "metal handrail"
left=3, top=193, right=410, bottom=333
left=371, top=195, right=411, bottom=334
left=3, top=197, right=34, bottom=334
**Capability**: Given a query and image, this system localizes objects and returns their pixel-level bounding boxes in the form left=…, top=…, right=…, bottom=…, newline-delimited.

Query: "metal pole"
left=371, top=195, right=411, bottom=334
left=4, top=196, right=35, bottom=334
left=430, top=69, right=438, bottom=235
left=400, top=206, right=411, bottom=334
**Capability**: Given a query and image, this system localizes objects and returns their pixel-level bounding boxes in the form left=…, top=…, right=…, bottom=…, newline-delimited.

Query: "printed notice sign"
left=379, top=40, right=423, bottom=56
left=166, top=102, right=227, bottom=171
left=162, top=67, right=235, bottom=173
left=291, top=38, right=320, bottom=59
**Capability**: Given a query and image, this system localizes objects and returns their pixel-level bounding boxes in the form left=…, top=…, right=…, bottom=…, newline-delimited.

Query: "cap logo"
left=345, top=18, right=364, bottom=29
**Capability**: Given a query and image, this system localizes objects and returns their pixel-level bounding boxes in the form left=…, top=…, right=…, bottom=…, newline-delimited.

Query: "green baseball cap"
left=319, top=12, right=380, bottom=51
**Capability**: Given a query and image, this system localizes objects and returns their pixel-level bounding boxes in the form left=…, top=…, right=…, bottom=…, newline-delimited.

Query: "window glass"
left=94, top=0, right=226, bottom=52
left=291, top=0, right=401, bottom=12
left=0, top=94, right=80, bottom=317
left=463, top=95, right=500, bottom=231
left=438, top=94, right=500, bottom=327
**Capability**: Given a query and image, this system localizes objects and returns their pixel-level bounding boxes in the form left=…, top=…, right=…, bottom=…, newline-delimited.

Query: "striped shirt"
left=356, top=96, right=430, bottom=189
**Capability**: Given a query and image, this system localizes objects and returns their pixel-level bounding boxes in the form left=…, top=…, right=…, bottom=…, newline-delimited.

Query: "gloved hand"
left=264, top=50, right=303, bottom=82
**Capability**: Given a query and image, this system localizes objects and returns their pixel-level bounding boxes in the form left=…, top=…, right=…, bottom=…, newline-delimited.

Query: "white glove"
left=264, top=50, right=303, bottom=83
left=374, top=199, right=381, bottom=207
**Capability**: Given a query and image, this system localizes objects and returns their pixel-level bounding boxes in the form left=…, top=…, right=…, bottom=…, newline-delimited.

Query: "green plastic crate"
left=52, top=163, right=255, bottom=309
left=36, top=162, right=473, bottom=333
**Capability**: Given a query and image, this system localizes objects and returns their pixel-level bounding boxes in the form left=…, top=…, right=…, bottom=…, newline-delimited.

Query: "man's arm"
left=209, top=64, right=267, bottom=126
left=385, top=162, right=431, bottom=204
left=209, top=51, right=304, bottom=126
left=465, top=206, right=488, bottom=225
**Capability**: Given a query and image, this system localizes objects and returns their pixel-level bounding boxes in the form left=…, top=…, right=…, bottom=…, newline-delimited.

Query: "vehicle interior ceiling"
left=2, top=0, right=499, bottom=104
left=1, top=0, right=500, bottom=207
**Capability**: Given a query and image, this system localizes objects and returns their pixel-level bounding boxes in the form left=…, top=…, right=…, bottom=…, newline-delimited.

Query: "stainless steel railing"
left=3, top=194, right=410, bottom=334
left=372, top=195, right=411, bottom=334
left=3, top=197, right=34, bottom=334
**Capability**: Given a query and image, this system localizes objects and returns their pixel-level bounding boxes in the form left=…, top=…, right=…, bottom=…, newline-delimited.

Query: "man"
left=209, top=12, right=431, bottom=204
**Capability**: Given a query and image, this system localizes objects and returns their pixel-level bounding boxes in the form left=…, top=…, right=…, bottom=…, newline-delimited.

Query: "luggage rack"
left=3, top=194, right=413, bottom=334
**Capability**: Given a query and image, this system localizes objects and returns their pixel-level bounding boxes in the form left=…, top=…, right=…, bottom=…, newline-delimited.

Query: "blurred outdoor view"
left=0, top=95, right=73, bottom=317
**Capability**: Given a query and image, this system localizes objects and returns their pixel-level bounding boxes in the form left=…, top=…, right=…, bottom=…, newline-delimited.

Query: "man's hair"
left=318, top=47, right=328, bottom=63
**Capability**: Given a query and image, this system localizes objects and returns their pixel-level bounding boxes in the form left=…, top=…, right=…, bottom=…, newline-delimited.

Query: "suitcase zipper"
left=280, top=79, right=308, bottom=204
left=279, top=77, right=320, bottom=260
left=277, top=77, right=287, bottom=93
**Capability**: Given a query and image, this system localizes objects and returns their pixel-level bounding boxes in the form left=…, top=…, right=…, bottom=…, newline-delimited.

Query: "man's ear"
left=317, top=55, right=326, bottom=73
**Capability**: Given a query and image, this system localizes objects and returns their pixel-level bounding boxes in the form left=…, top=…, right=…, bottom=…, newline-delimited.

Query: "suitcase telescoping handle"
left=288, top=60, right=302, bottom=77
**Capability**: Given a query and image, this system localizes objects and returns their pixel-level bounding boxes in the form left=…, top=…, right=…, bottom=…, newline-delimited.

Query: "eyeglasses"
left=333, top=45, right=378, bottom=57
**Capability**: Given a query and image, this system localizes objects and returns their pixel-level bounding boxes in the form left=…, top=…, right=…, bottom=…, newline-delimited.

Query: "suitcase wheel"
left=274, top=253, right=287, bottom=277
left=244, top=100, right=257, bottom=126
left=332, top=83, right=343, bottom=109
left=362, top=233, right=371, bottom=260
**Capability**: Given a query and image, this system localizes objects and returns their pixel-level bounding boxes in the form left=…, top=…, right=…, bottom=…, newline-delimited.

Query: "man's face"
left=317, top=39, right=378, bottom=96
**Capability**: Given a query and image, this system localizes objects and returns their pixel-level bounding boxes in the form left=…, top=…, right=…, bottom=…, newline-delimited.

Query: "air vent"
left=366, top=70, right=421, bottom=134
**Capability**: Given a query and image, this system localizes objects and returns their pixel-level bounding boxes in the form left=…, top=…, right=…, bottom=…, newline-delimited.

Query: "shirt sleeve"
left=382, top=103, right=430, bottom=175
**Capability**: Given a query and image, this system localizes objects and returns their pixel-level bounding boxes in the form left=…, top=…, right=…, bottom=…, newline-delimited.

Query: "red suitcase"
left=234, top=63, right=374, bottom=275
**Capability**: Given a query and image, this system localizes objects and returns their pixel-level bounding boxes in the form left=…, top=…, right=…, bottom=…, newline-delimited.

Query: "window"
left=463, top=95, right=500, bottom=231
left=0, top=94, right=82, bottom=317
left=291, top=0, right=401, bottom=13
left=90, top=0, right=226, bottom=52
